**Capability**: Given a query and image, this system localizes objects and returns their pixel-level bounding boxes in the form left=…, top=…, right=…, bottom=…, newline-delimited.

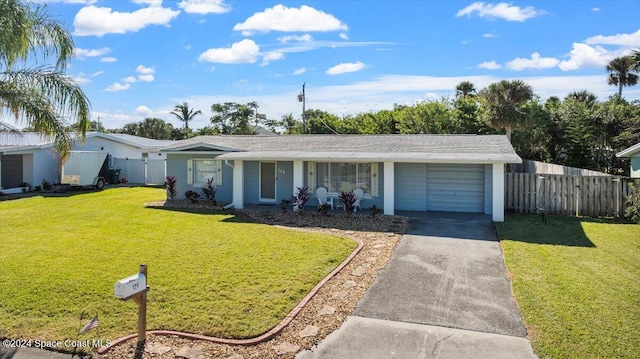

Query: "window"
left=187, top=159, right=222, bottom=185
left=312, top=162, right=377, bottom=196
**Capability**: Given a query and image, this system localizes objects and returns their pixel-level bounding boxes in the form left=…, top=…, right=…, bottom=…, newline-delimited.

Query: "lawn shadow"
left=144, top=205, right=257, bottom=223
left=498, top=214, right=597, bottom=248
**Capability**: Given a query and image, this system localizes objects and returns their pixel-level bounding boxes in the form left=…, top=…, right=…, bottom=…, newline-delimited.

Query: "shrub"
left=338, top=190, right=356, bottom=213
left=369, top=204, right=381, bottom=217
left=201, top=178, right=217, bottom=204
left=185, top=190, right=200, bottom=203
left=165, top=176, right=177, bottom=201
left=41, top=179, right=52, bottom=191
left=280, top=199, right=291, bottom=213
left=624, top=181, right=640, bottom=223
left=34, top=185, right=42, bottom=192
left=291, top=186, right=310, bottom=213
left=318, top=203, right=331, bottom=215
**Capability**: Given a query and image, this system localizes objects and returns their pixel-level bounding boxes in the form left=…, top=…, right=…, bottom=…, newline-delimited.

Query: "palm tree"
left=565, top=90, right=597, bottom=107
left=631, top=49, right=640, bottom=71
left=455, top=81, right=476, bottom=98
left=606, top=56, right=639, bottom=98
left=0, top=0, right=90, bottom=160
left=479, top=79, right=534, bottom=142
left=170, top=102, right=201, bottom=139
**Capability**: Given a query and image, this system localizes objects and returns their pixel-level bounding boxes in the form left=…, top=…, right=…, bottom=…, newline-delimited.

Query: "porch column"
left=293, top=160, right=303, bottom=192
left=383, top=161, right=394, bottom=215
left=492, top=163, right=505, bottom=222
left=233, top=160, right=244, bottom=209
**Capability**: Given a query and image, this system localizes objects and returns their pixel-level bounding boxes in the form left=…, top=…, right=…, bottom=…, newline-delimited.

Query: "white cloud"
left=592, top=7, right=600, bottom=12
left=138, top=74, right=155, bottom=82
left=278, top=34, right=313, bottom=43
left=339, top=33, right=349, bottom=40
left=261, top=52, right=285, bottom=66
left=198, top=39, right=260, bottom=64
left=178, top=0, right=230, bottom=14
left=585, top=29, right=640, bottom=47
left=100, top=57, right=117, bottom=63
left=134, top=105, right=158, bottom=117
left=136, top=65, right=155, bottom=74
left=477, top=60, right=501, bottom=70
left=293, top=67, right=308, bottom=75
left=91, top=71, right=104, bottom=77
left=122, top=76, right=137, bottom=83
left=233, top=5, right=348, bottom=35
left=326, top=61, right=366, bottom=75
left=461, top=40, right=473, bottom=45
left=73, top=73, right=90, bottom=84
left=456, top=2, right=544, bottom=22
left=483, top=33, right=497, bottom=38
left=105, top=82, right=130, bottom=92
left=558, top=43, right=623, bottom=71
left=132, top=0, right=162, bottom=6
left=75, top=47, right=111, bottom=59
left=506, top=52, right=560, bottom=70
left=73, top=5, right=180, bottom=37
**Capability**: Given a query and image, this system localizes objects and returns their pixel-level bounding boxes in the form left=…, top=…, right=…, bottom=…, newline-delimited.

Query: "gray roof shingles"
left=161, top=134, right=522, bottom=163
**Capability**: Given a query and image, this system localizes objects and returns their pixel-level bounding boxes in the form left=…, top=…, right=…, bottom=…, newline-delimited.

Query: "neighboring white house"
left=1, top=132, right=174, bottom=189
left=616, top=142, right=640, bottom=178
left=0, top=133, right=59, bottom=190
left=73, top=132, right=174, bottom=184
left=162, top=134, right=522, bottom=222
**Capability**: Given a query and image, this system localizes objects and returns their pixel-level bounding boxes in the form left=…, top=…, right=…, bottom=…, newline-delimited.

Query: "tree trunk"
left=618, top=83, right=623, bottom=98
left=505, top=126, right=513, bottom=142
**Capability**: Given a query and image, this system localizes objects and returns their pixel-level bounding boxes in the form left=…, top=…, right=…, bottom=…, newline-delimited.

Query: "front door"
left=260, top=162, right=276, bottom=203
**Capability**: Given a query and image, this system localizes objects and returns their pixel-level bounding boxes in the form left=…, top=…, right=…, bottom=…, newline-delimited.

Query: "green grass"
left=496, top=214, right=640, bottom=359
left=0, top=187, right=356, bottom=346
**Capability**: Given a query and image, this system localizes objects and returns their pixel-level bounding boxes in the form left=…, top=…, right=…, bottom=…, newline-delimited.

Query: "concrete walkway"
left=0, top=347, right=68, bottom=359
left=298, top=215, right=537, bottom=359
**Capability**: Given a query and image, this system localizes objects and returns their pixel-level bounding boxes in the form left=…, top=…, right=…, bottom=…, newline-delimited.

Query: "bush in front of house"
left=202, top=178, right=217, bottom=204
left=165, top=176, right=177, bottom=201
left=624, top=181, right=640, bottom=223
left=291, top=186, right=310, bottom=213
left=318, top=202, right=331, bottom=215
left=338, top=190, right=356, bottom=213
left=185, top=190, right=200, bottom=203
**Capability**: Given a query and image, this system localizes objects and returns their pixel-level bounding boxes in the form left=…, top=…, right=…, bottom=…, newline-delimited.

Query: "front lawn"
left=496, top=214, right=639, bottom=359
left=0, top=188, right=356, bottom=347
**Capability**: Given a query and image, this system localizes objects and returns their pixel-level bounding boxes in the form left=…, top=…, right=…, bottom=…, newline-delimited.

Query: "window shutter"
left=187, top=159, right=193, bottom=185
left=371, top=162, right=379, bottom=197
left=215, top=160, right=223, bottom=185
left=308, top=161, right=315, bottom=193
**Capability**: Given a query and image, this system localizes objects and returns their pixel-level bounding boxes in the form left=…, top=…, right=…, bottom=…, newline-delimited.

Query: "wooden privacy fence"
left=505, top=173, right=634, bottom=217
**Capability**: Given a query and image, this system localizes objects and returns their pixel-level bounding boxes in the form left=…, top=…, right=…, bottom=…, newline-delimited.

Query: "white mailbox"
left=114, top=273, right=146, bottom=299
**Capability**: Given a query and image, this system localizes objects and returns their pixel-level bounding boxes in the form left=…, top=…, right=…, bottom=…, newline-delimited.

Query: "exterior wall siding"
left=631, top=156, right=640, bottom=178
left=484, top=164, right=493, bottom=214
left=244, top=161, right=259, bottom=204
left=276, top=161, right=294, bottom=204
left=165, top=153, right=233, bottom=202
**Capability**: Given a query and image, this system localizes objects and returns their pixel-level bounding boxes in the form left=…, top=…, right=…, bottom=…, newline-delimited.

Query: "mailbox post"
left=114, top=264, right=149, bottom=350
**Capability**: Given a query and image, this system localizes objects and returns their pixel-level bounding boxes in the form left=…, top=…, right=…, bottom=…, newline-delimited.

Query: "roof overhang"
left=215, top=151, right=522, bottom=164
left=616, top=142, right=640, bottom=158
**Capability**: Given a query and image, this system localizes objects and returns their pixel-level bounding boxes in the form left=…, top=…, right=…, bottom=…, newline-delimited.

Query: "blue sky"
left=37, top=0, right=640, bottom=130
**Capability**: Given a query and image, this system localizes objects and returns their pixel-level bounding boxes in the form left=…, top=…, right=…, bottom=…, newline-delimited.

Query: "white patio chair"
left=316, top=187, right=333, bottom=209
left=353, top=188, right=364, bottom=212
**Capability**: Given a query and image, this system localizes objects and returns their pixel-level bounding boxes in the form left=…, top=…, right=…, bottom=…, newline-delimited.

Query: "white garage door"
left=427, top=164, right=485, bottom=213
left=395, top=163, right=485, bottom=213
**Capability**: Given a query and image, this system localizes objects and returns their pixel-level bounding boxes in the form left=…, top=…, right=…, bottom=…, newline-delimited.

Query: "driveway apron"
left=298, top=216, right=536, bottom=359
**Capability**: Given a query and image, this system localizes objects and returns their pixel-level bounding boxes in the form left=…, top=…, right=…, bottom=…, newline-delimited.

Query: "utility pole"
left=298, top=82, right=306, bottom=133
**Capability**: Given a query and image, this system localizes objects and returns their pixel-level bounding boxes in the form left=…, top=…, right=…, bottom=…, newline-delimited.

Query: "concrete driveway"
left=298, top=215, right=537, bottom=359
